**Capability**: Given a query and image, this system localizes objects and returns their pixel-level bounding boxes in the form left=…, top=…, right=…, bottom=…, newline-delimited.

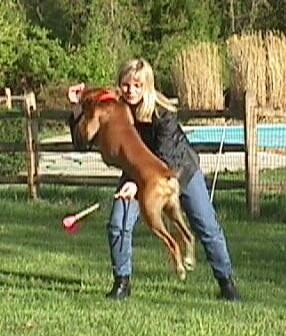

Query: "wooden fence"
left=0, top=89, right=283, bottom=217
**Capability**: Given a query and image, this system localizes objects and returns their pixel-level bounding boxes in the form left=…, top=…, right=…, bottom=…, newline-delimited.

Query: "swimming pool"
left=185, top=124, right=286, bottom=149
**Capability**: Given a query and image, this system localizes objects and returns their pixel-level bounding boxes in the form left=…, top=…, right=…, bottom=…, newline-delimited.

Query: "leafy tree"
left=1, top=0, right=286, bottom=92
left=68, top=0, right=144, bottom=85
left=19, top=0, right=92, bottom=47
left=0, top=1, right=27, bottom=87
left=12, top=26, right=70, bottom=90
left=218, top=0, right=286, bottom=37
left=255, top=0, right=286, bottom=32
left=137, top=0, right=223, bottom=91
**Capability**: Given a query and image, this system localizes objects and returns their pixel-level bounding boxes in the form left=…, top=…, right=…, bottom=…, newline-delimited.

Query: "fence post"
left=24, top=91, right=39, bottom=199
left=5, top=88, right=12, bottom=109
left=243, top=91, right=260, bottom=217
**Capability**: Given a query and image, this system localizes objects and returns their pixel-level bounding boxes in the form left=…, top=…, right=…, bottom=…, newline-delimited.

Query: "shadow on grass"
left=0, top=269, right=101, bottom=294
left=1, top=185, right=284, bottom=222
left=0, top=184, right=114, bottom=205
left=260, top=193, right=286, bottom=222
left=214, top=190, right=286, bottom=223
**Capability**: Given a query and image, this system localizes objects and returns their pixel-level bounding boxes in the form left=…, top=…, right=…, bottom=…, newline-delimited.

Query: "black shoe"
left=106, top=276, right=131, bottom=300
left=218, top=277, right=241, bottom=302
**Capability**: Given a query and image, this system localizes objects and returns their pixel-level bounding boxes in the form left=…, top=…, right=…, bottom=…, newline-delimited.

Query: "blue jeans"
left=107, top=169, right=233, bottom=280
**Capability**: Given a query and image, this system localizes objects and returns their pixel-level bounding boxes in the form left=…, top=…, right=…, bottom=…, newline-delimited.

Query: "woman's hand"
left=114, top=182, right=138, bottom=199
left=68, top=83, right=85, bottom=104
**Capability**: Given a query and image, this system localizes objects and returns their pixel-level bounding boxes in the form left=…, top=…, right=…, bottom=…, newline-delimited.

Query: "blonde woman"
left=68, top=58, right=241, bottom=302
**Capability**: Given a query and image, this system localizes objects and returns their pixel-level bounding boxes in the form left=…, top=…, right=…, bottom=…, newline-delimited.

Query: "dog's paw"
left=183, top=257, right=196, bottom=272
left=177, top=266, right=187, bottom=281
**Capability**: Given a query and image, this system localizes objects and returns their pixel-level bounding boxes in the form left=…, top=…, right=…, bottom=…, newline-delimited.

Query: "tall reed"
left=171, top=42, right=223, bottom=110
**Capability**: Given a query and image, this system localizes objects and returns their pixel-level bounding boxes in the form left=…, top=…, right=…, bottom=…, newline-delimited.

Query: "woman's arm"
left=68, top=82, right=85, bottom=119
left=67, top=83, right=88, bottom=150
left=68, top=83, right=85, bottom=104
left=152, top=109, right=200, bottom=179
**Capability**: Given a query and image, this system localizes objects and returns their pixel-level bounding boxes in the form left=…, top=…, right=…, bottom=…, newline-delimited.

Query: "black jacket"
left=128, top=108, right=199, bottom=191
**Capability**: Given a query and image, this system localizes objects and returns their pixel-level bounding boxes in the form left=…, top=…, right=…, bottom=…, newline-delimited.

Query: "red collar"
left=96, top=90, right=118, bottom=103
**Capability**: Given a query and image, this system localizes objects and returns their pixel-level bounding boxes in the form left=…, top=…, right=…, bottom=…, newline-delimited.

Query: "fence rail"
left=1, top=89, right=285, bottom=217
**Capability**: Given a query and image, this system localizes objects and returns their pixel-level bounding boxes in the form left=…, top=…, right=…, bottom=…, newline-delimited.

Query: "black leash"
left=119, top=199, right=131, bottom=253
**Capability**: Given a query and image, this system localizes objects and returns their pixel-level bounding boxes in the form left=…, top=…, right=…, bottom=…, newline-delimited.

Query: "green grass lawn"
left=0, top=185, right=285, bottom=336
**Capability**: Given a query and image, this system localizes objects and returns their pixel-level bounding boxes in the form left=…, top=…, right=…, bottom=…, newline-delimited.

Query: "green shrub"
left=0, top=1, right=26, bottom=87
left=0, top=119, right=26, bottom=177
left=12, top=26, right=71, bottom=89
left=68, top=40, right=115, bottom=85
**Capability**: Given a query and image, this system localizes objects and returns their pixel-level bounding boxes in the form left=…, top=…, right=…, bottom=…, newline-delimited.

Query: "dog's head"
left=80, top=87, right=120, bottom=107
left=70, top=87, right=120, bottom=150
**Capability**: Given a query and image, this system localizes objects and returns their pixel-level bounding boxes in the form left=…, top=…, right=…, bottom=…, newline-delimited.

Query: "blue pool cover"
left=186, top=124, right=286, bottom=149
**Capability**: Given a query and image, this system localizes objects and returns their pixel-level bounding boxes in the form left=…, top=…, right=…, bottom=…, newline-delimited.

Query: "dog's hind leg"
left=139, top=194, right=187, bottom=281
left=164, top=191, right=196, bottom=272
left=164, top=203, right=196, bottom=271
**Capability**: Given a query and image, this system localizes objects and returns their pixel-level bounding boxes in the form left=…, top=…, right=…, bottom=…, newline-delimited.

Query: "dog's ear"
left=85, top=106, right=102, bottom=144
left=80, top=88, right=95, bottom=104
left=81, top=88, right=99, bottom=113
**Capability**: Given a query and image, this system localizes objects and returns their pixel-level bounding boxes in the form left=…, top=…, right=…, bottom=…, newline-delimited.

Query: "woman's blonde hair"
left=117, top=57, right=177, bottom=122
